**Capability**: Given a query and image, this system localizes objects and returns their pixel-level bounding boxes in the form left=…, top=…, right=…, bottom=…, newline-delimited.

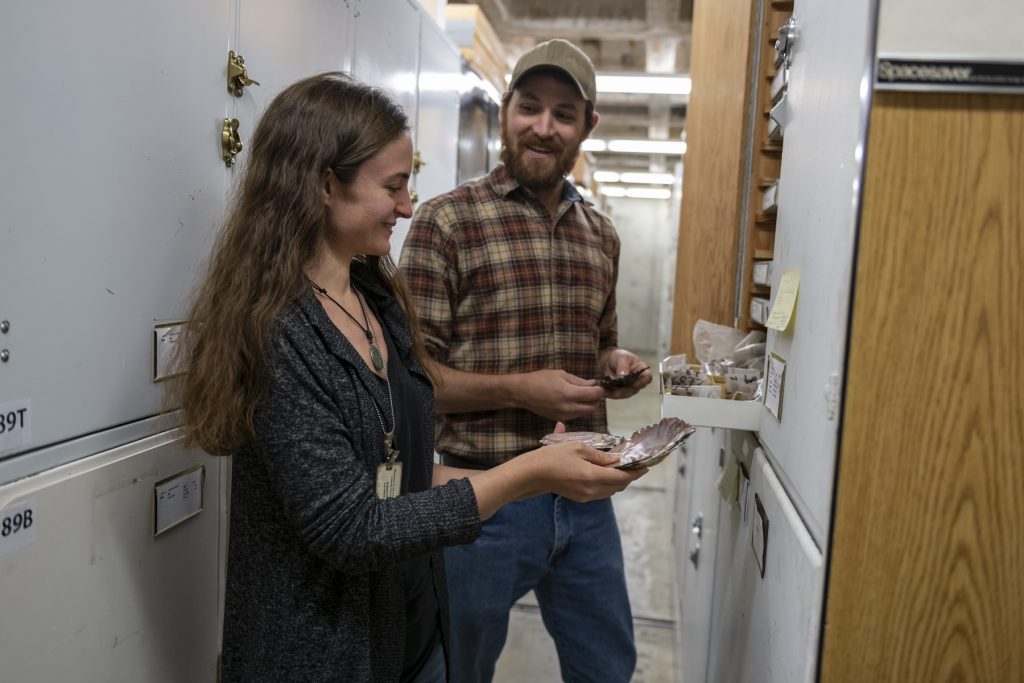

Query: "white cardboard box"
left=662, top=394, right=762, bottom=430
left=754, top=260, right=773, bottom=286
left=751, top=296, right=771, bottom=325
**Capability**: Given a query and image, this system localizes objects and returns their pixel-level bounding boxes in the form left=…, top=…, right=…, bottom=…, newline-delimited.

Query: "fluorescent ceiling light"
left=593, top=171, right=675, bottom=184
left=593, top=171, right=621, bottom=183
left=506, top=72, right=691, bottom=96
left=607, top=139, right=687, bottom=155
left=599, top=186, right=672, bottom=199
left=626, top=187, right=672, bottom=199
left=583, top=139, right=686, bottom=155
left=620, top=172, right=675, bottom=184
left=596, top=74, right=691, bottom=96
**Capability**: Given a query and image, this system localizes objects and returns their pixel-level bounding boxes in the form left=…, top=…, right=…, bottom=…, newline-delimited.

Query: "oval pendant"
left=370, top=344, right=384, bottom=372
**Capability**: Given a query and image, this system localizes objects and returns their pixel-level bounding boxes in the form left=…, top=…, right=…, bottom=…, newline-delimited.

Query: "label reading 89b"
left=0, top=499, right=38, bottom=555
left=2, top=507, right=33, bottom=537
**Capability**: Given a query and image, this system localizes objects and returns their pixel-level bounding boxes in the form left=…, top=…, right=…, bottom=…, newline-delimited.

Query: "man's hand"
left=598, top=348, right=653, bottom=400
left=512, top=369, right=605, bottom=422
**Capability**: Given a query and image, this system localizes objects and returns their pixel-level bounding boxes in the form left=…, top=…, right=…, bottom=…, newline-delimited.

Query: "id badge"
left=375, top=462, right=402, bottom=499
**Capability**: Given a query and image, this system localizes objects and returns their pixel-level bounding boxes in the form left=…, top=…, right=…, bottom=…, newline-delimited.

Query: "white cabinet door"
left=397, top=14, right=461, bottom=260
left=351, top=0, right=422, bottom=261
left=671, top=445, right=692, bottom=683
left=233, top=0, right=355, bottom=156
left=756, top=0, right=876, bottom=545
left=670, top=438, right=696, bottom=576
left=666, top=410, right=695, bottom=682
left=705, top=448, right=824, bottom=683
left=0, top=433, right=226, bottom=682
left=0, top=0, right=234, bottom=459
left=350, top=0, right=421, bottom=124
left=672, top=427, right=724, bottom=683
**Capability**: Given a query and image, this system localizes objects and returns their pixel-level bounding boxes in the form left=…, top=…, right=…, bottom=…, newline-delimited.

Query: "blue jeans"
left=444, top=494, right=636, bottom=683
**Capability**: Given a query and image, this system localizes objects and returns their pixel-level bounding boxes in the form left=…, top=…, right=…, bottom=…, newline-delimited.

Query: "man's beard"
left=500, top=118, right=582, bottom=192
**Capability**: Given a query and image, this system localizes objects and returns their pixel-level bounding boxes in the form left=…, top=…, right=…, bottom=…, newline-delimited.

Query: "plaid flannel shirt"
left=399, top=164, right=620, bottom=467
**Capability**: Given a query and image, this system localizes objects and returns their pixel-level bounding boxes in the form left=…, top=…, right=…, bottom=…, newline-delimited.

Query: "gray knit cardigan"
left=221, top=266, right=482, bottom=682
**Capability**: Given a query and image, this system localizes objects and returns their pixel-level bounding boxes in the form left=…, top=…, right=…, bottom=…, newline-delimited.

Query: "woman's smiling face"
left=323, top=131, right=414, bottom=258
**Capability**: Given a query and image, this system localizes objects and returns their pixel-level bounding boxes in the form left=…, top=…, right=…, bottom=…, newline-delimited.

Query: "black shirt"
left=374, top=323, right=441, bottom=681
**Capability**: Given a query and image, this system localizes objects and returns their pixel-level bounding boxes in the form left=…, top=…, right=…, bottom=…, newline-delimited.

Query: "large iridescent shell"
left=540, top=431, right=624, bottom=450
left=610, top=418, right=696, bottom=470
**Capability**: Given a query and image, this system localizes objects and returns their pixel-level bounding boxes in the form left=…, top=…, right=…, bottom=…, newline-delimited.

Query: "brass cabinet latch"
left=228, top=50, right=260, bottom=97
left=412, top=150, right=427, bottom=174
left=221, top=118, right=243, bottom=167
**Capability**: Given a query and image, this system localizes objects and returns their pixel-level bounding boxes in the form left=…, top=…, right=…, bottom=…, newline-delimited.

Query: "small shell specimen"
left=610, top=418, right=696, bottom=470
left=600, top=366, right=650, bottom=390
left=540, top=431, right=624, bottom=450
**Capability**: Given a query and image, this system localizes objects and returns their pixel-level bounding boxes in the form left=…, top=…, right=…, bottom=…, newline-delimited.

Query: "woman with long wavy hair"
left=171, top=72, right=645, bottom=682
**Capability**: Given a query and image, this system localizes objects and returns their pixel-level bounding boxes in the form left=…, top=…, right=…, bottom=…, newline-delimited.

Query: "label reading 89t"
left=0, top=398, right=32, bottom=454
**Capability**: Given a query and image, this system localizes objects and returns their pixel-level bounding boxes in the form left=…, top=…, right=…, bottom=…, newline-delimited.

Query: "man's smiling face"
left=500, top=70, right=590, bottom=192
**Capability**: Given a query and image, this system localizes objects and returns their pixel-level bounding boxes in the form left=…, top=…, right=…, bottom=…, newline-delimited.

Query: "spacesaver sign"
left=877, top=57, right=1024, bottom=93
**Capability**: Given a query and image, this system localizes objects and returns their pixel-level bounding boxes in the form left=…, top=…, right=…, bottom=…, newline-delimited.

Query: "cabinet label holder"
left=154, top=465, right=205, bottom=536
left=876, top=57, right=1024, bottom=94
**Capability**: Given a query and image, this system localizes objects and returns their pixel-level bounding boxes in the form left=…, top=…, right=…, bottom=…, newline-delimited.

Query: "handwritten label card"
left=764, top=353, right=786, bottom=420
left=154, top=465, right=204, bottom=536
left=153, top=323, right=185, bottom=382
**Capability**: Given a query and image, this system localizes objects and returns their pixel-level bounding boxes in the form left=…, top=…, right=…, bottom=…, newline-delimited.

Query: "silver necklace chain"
left=309, top=278, right=398, bottom=465
left=358, top=293, right=398, bottom=466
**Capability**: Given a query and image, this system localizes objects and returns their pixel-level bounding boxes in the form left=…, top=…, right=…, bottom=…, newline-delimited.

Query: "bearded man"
left=400, top=38, right=651, bottom=683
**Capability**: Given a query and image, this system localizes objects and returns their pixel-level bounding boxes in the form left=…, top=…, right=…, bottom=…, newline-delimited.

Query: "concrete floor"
left=494, top=369, right=678, bottom=682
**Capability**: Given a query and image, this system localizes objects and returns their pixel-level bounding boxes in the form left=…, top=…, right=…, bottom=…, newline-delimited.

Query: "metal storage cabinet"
left=0, top=432, right=226, bottom=682
left=402, top=13, right=462, bottom=260
left=667, top=426, right=725, bottom=683
left=234, top=0, right=356, bottom=135
left=706, top=447, right=824, bottom=682
left=0, top=0, right=465, bottom=678
left=674, top=0, right=1024, bottom=678
left=668, top=429, right=694, bottom=683
left=351, top=0, right=421, bottom=260
left=754, top=0, right=876, bottom=547
left=0, top=0, right=234, bottom=462
left=351, top=0, right=421, bottom=120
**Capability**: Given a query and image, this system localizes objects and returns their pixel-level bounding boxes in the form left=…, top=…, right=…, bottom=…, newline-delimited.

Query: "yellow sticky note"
left=765, top=267, right=799, bottom=331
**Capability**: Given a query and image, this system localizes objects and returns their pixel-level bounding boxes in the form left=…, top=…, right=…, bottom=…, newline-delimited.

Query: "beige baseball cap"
left=508, top=38, right=597, bottom=104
